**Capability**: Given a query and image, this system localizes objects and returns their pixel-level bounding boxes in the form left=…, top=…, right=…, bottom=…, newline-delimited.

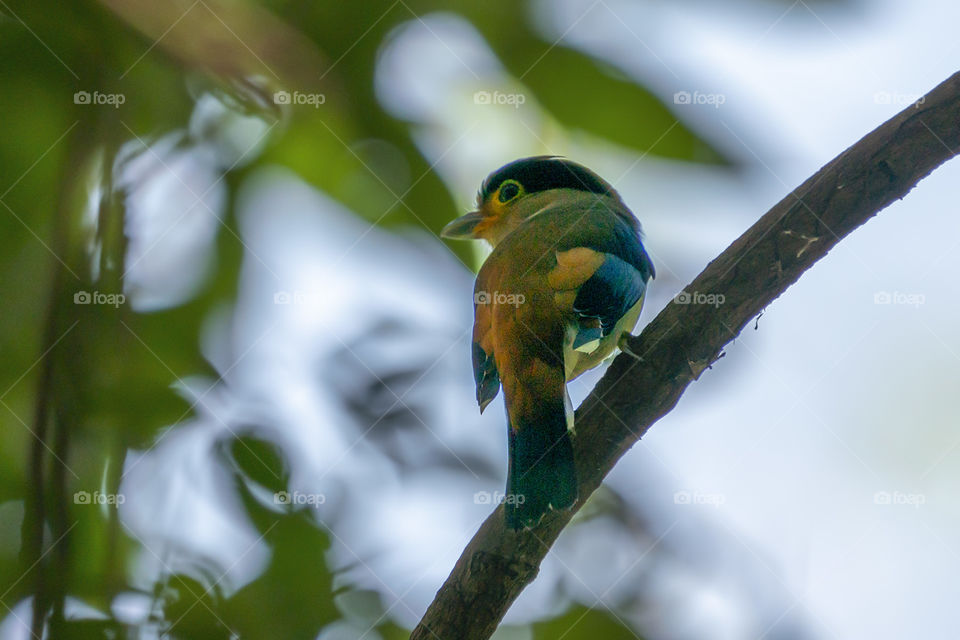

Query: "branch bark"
left=411, top=71, right=960, bottom=640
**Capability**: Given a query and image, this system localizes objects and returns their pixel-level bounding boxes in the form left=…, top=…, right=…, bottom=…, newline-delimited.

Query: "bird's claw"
left=618, top=333, right=644, bottom=362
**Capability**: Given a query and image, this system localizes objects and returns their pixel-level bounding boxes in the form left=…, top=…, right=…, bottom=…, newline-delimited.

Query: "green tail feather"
left=505, top=399, right=577, bottom=529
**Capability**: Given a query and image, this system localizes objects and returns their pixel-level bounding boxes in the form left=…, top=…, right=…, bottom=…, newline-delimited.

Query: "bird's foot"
left=618, top=333, right=644, bottom=362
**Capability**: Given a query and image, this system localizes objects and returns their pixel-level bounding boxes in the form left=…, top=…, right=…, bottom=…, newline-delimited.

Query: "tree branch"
left=411, top=71, right=960, bottom=640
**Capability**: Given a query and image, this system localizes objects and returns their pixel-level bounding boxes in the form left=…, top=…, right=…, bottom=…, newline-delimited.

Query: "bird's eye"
left=498, top=181, right=521, bottom=203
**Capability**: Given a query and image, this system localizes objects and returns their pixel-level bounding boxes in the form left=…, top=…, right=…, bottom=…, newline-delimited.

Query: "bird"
left=441, top=156, right=655, bottom=529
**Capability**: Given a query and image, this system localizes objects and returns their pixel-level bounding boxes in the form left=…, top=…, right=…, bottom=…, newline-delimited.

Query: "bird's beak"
left=441, top=211, right=483, bottom=240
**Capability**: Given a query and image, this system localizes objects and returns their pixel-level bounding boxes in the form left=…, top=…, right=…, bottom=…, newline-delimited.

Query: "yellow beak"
left=440, top=211, right=483, bottom=240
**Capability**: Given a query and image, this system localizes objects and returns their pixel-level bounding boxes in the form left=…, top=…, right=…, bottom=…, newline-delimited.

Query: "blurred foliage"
left=0, top=0, right=761, bottom=636
left=533, top=606, right=648, bottom=639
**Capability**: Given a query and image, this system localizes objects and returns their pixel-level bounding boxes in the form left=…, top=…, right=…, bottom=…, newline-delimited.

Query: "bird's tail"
left=505, top=388, right=577, bottom=529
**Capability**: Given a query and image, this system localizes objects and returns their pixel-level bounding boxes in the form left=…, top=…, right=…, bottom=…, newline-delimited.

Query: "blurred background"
left=0, top=0, right=958, bottom=638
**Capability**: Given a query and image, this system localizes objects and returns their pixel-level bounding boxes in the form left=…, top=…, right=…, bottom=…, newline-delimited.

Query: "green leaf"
left=224, top=513, right=338, bottom=640
left=453, top=0, right=732, bottom=164
left=164, top=574, right=233, bottom=640
left=533, top=605, right=647, bottom=640
left=226, top=434, right=290, bottom=496
left=514, top=43, right=728, bottom=164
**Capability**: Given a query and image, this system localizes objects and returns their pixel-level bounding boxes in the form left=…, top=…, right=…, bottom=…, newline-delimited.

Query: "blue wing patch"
left=472, top=342, right=500, bottom=412
left=572, top=254, right=646, bottom=339
left=609, top=219, right=655, bottom=282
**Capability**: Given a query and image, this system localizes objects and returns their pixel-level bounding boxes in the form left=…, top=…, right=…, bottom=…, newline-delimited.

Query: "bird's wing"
left=572, top=253, right=648, bottom=336
left=548, top=203, right=653, bottom=352
left=548, top=247, right=647, bottom=352
left=472, top=269, right=501, bottom=413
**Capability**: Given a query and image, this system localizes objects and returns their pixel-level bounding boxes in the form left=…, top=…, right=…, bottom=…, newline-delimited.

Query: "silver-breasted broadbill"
left=442, top=156, right=655, bottom=529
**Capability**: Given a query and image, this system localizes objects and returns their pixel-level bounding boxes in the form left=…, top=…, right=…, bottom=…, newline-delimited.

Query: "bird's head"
left=441, top=156, right=625, bottom=247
